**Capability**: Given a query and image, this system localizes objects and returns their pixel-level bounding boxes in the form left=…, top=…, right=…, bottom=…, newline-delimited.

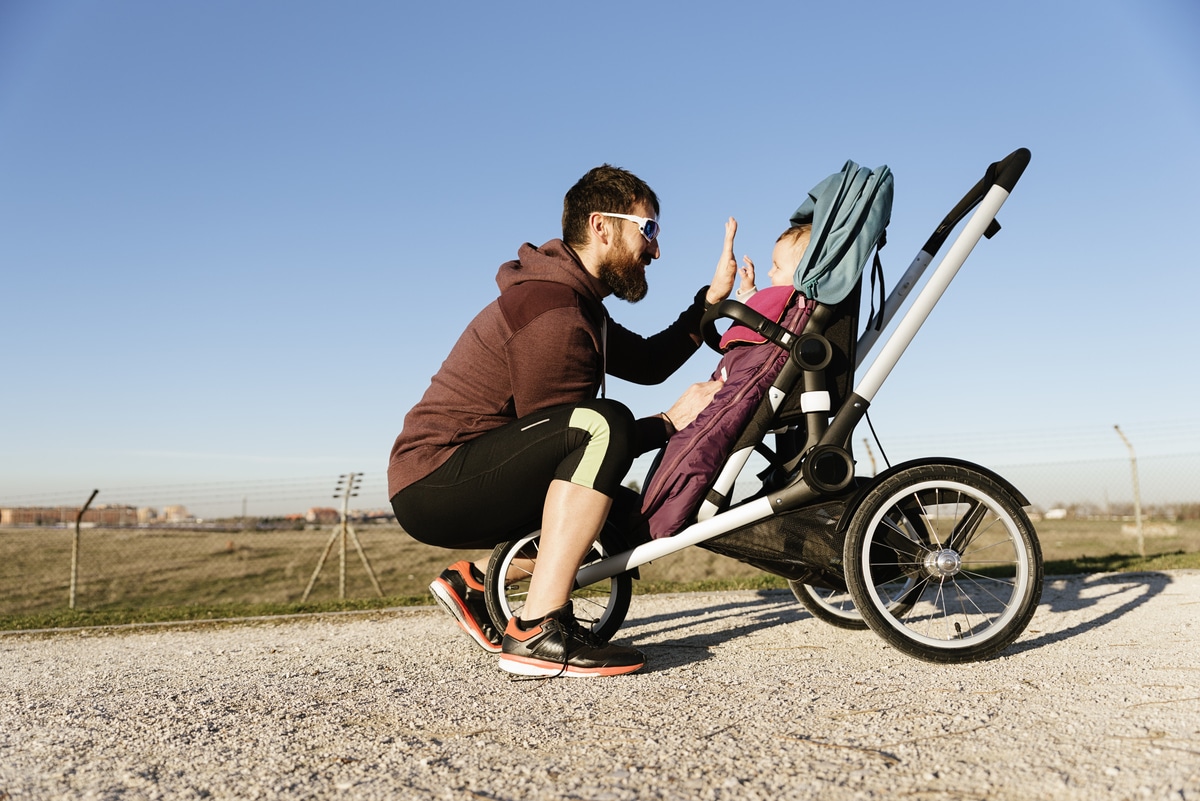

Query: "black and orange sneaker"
left=498, top=603, right=645, bottom=678
left=429, top=561, right=502, bottom=654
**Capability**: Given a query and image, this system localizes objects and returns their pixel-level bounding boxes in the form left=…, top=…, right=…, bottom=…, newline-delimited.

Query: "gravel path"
left=2, top=571, right=1198, bottom=800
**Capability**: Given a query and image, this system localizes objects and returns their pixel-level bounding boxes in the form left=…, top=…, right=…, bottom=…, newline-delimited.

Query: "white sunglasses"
left=597, top=212, right=661, bottom=242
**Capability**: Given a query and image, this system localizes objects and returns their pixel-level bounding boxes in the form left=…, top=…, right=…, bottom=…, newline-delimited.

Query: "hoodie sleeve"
left=604, top=287, right=708, bottom=385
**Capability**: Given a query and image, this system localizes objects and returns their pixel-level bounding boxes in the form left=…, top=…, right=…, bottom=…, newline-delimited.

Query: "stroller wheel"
left=484, top=528, right=633, bottom=643
left=844, top=462, right=1043, bottom=663
left=789, top=581, right=867, bottom=629
left=789, top=578, right=919, bottom=630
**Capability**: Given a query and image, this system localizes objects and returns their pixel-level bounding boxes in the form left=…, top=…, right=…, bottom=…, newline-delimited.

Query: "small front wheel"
left=789, top=581, right=868, bottom=629
left=789, top=577, right=919, bottom=630
left=485, top=528, right=633, bottom=643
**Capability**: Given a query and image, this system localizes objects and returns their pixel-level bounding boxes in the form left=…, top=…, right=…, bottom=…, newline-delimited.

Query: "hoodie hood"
left=496, top=239, right=607, bottom=305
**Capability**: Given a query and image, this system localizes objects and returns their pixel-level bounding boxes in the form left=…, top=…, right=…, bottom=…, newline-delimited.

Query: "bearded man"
left=387, top=164, right=736, bottom=677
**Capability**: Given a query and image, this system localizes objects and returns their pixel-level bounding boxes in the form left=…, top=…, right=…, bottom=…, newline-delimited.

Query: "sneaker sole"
left=497, top=653, right=644, bottom=678
left=429, top=578, right=502, bottom=654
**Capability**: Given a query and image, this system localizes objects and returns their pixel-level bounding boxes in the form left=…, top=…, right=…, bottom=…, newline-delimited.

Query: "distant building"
left=354, top=508, right=397, bottom=523
left=1, top=507, right=70, bottom=525
left=306, top=507, right=340, bottom=524
left=0, top=505, right=138, bottom=526
left=162, top=505, right=194, bottom=523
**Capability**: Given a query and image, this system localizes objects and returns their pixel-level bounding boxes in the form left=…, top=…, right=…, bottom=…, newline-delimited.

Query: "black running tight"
left=390, top=400, right=637, bottom=549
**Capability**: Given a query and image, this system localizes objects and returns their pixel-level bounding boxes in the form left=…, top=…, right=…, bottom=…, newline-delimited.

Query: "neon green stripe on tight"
left=567, top=407, right=610, bottom=489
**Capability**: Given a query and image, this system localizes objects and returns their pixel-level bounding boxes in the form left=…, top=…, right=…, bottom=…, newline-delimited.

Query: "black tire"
left=485, top=528, right=633, bottom=643
left=789, top=578, right=919, bottom=630
left=789, top=580, right=868, bottom=629
left=843, top=463, right=1043, bottom=663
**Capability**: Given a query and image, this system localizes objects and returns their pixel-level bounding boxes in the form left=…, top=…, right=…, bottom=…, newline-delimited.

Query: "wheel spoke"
left=487, top=529, right=633, bottom=642
left=956, top=570, right=1017, bottom=609
left=946, top=499, right=988, bottom=553
left=879, top=507, right=932, bottom=554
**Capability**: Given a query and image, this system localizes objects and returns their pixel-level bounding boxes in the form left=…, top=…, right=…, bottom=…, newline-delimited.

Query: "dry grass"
left=2, top=519, right=1198, bottom=624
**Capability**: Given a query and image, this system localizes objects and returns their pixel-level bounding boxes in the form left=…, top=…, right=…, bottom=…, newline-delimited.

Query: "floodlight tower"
left=302, top=472, right=384, bottom=601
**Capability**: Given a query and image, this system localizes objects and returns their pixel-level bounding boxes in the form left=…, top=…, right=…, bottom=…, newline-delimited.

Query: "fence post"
left=1113, top=425, right=1145, bottom=559
left=70, top=489, right=99, bottom=610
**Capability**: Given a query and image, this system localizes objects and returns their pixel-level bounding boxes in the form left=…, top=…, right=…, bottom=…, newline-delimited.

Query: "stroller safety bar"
left=701, top=298, right=800, bottom=354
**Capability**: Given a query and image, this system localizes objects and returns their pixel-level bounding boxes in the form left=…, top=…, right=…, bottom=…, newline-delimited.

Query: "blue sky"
left=2, top=1, right=1198, bottom=517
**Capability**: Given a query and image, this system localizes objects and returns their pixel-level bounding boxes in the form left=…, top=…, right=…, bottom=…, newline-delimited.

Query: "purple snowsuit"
left=640, top=286, right=814, bottom=539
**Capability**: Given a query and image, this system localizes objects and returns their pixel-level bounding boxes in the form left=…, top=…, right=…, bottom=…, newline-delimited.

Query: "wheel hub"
left=926, top=548, right=962, bottom=577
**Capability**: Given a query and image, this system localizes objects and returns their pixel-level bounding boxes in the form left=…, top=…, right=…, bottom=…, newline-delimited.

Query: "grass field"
left=2, top=519, right=1198, bottom=631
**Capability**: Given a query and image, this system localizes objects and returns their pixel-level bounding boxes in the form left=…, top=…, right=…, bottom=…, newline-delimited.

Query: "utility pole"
left=862, top=437, right=878, bottom=475
left=1113, top=425, right=1145, bottom=559
left=302, top=472, right=384, bottom=601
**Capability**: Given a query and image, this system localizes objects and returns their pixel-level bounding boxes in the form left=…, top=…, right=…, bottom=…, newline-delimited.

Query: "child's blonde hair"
left=776, top=223, right=812, bottom=250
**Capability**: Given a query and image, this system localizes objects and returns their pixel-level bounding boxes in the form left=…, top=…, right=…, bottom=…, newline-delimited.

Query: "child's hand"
left=737, top=255, right=757, bottom=295
left=706, top=217, right=738, bottom=306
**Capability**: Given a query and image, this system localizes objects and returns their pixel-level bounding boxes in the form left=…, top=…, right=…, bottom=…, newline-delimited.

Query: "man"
left=388, top=164, right=737, bottom=677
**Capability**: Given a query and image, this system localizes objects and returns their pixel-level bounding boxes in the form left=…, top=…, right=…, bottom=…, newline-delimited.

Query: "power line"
left=1, top=474, right=392, bottom=516
left=870, top=419, right=1200, bottom=458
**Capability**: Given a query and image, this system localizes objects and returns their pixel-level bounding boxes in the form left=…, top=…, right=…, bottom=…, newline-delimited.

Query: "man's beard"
left=598, top=243, right=649, bottom=302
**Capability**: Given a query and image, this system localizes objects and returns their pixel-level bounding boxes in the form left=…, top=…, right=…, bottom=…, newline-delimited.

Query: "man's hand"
left=705, top=217, right=738, bottom=306
left=664, top=378, right=724, bottom=431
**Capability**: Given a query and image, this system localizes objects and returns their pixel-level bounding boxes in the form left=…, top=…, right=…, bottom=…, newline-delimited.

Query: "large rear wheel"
left=843, top=463, right=1043, bottom=663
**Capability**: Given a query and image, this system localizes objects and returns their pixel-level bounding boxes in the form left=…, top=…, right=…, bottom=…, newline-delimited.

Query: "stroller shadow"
left=1005, top=570, right=1174, bottom=656
left=618, top=572, right=1174, bottom=670
left=622, top=590, right=811, bottom=672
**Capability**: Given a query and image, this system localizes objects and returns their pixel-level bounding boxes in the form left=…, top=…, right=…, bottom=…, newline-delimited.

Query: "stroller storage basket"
left=700, top=499, right=848, bottom=589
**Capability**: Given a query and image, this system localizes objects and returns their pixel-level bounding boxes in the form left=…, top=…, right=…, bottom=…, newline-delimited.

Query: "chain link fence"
left=2, top=454, right=1197, bottom=618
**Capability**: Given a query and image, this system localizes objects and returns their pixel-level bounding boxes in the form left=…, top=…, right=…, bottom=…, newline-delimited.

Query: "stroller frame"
left=485, top=150, right=1042, bottom=664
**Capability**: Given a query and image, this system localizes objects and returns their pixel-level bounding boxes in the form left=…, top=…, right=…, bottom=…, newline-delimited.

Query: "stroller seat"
left=638, top=276, right=864, bottom=586
left=639, top=286, right=814, bottom=540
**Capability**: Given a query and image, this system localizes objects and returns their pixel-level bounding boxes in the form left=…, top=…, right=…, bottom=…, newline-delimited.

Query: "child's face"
left=767, top=235, right=810, bottom=287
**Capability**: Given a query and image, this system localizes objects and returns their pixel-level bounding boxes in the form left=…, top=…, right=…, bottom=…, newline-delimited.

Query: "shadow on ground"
left=620, top=571, right=1174, bottom=670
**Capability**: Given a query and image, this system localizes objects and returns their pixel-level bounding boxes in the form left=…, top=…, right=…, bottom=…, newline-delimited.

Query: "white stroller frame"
left=486, top=150, right=1042, bottom=664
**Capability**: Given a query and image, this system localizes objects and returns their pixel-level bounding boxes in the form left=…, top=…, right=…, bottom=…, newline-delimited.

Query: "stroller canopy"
left=791, top=160, right=893, bottom=305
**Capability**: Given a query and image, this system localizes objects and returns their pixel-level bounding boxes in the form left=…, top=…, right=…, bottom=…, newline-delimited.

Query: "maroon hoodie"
left=387, top=239, right=709, bottom=499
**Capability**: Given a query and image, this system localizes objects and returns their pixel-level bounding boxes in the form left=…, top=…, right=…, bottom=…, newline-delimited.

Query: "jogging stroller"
left=483, top=149, right=1043, bottom=664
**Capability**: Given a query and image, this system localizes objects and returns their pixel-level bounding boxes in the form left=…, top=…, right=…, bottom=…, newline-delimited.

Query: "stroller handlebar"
left=993, top=147, right=1031, bottom=192
left=922, top=147, right=1031, bottom=256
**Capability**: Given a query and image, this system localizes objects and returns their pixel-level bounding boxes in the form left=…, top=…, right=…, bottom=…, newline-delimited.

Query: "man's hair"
left=562, top=165, right=660, bottom=249
left=777, top=223, right=812, bottom=248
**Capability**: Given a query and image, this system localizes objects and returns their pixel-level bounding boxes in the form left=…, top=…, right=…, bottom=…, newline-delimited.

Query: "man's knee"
left=573, top=399, right=636, bottom=444
left=560, top=399, right=636, bottom=492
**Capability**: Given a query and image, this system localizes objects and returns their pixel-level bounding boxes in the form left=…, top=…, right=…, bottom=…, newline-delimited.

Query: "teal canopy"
left=791, top=160, right=893, bottom=304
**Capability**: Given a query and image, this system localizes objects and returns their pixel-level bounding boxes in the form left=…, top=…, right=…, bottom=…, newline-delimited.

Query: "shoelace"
left=507, top=616, right=585, bottom=683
